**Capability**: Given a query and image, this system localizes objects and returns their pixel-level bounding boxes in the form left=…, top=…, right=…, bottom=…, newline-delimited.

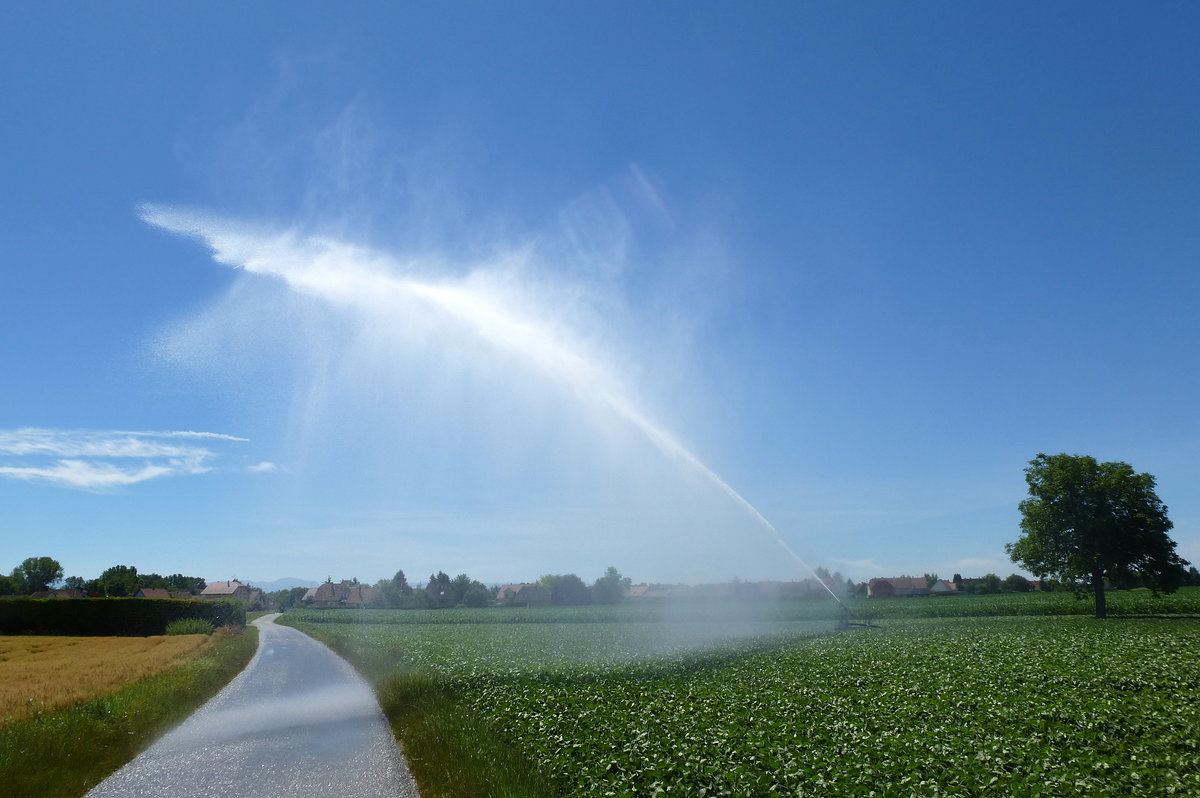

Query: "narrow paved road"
left=87, top=614, right=420, bottom=798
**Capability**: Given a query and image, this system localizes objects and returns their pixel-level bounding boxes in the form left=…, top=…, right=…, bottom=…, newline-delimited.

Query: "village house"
left=201, top=580, right=262, bottom=605
left=867, top=577, right=958, bottom=598
left=495, top=583, right=550, bottom=606
left=28, top=588, right=86, bottom=599
left=627, top=584, right=674, bottom=601
left=132, top=587, right=195, bottom=599
left=301, top=580, right=376, bottom=608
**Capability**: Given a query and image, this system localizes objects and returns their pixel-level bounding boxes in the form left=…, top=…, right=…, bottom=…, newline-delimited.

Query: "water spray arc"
left=143, top=207, right=844, bottom=605
left=407, top=280, right=845, bottom=606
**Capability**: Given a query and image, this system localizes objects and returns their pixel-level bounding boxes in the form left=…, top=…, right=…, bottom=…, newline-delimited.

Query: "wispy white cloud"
left=953, top=557, right=999, bottom=570
left=0, top=460, right=174, bottom=489
left=248, top=461, right=279, bottom=473
left=0, top=428, right=249, bottom=491
left=831, top=557, right=880, bottom=571
left=0, top=428, right=246, bottom=458
left=135, top=430, right=250, bottom=442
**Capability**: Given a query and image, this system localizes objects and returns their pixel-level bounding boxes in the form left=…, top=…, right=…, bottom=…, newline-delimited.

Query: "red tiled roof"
left=201, top=580, right=246, bottom=596
left=871, top=577, right=929, bottom=590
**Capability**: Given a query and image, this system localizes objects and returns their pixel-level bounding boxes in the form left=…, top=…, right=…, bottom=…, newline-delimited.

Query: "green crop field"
left=283, top=590, right=1200, bottom=797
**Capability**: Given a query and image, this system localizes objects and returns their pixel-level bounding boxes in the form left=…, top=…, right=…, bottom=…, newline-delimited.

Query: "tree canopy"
left=1007, top=453, right=1189, bottom=618
left=17, top=556, right=64, bottom=593
left=96, top=564, right=141, bottom=597
left=592, top=566, right=631, bottom=604
left=425, top=571, right=453, bottom=608
left=1002, top=574, right=1031, bottom=593
left=539, top=573, right=593, bottom=605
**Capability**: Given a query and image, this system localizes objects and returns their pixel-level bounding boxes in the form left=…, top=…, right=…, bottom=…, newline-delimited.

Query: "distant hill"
left=248, top=577, right=320, bottom=592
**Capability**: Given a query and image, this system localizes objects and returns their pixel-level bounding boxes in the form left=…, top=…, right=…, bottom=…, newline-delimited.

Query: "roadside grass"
left=0, top=626, right=258, bottom=798
left=376, top=672, right=556, bottom=798
left=293, top=623, right=556, bottom=798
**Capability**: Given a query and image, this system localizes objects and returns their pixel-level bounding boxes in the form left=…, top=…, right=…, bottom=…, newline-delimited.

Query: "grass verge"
left=282, top=617, right=554, bottom=798
left=374, top=671, right=556, bottom=798
left=0, top=625, right=258, bottom=798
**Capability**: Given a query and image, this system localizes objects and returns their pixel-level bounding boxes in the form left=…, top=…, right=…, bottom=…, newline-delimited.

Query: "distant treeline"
left=940, top=569, right=1200, bottom=595
left=271, top=566, right=866, bottom=612
left=0, top=555, right=207, bottom=598
left=266, top=568, right=634, bottom=612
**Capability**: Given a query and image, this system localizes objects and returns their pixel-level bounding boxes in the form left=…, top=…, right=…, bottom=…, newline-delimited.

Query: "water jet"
left=143, top=205, right=843, bottom=600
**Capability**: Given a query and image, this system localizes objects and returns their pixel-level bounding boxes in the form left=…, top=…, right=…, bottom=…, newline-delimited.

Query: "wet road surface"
left=87, top=614, right=419, bottom=797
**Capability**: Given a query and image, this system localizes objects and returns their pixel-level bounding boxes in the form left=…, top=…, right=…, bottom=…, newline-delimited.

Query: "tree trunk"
left=1092, top=569, right=1107, bottom=619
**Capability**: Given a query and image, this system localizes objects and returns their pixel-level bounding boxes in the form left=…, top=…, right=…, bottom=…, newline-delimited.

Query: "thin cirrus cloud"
left=953, top=557, right=1000, bottom=571
left=831, top=558, right=880, bottom=572
left=0, top=428, right=262, bottom=490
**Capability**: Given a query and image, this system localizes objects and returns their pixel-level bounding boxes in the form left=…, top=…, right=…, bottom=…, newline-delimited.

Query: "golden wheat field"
left=0, top=635, right=213, bottom=724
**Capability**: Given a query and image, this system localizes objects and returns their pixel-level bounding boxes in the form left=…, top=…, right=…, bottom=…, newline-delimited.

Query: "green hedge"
left=0, top=598, right=246, bottom=636
left=846, top=586, right=1200, bottom=619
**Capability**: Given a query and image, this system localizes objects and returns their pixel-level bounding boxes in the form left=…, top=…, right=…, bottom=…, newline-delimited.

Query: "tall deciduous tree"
left=425, top=571, right=452, bottom=608
left=98, top=564, right=140, bottom=597
left=163, top=574, right=206, bottom=594
left=592, top=566, right=631, bottom=604
left=1007, top=453, right=1188, bottom=619
left=19, top=556, right=64, bottom=593
left=448, top=573, right=474, bottom=606
left=539, top=573, right=592, bottom=605
left=461, top=580, right=491, bottom=607
left=370, top=569, right=417, bottom=608
left=975, top=573, right=1002, bottom=594
left=0, top=571, right=21, bottom=595
left=1002, top=574, right=1031, bottom=593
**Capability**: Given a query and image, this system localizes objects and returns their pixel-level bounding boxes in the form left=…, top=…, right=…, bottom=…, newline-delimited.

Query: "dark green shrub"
left=164, top=617, right=215, bottom=635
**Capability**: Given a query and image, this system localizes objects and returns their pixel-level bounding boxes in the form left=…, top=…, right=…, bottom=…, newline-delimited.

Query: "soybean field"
left=283, top=591, right=1200, bottom=797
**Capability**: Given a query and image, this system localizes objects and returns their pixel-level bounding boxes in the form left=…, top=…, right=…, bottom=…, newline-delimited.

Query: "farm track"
left=86, top=614, right=419, bottom=798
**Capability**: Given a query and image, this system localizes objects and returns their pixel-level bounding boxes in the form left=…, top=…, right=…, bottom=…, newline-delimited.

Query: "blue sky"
left=2, top=2, right=1197, bottom=588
